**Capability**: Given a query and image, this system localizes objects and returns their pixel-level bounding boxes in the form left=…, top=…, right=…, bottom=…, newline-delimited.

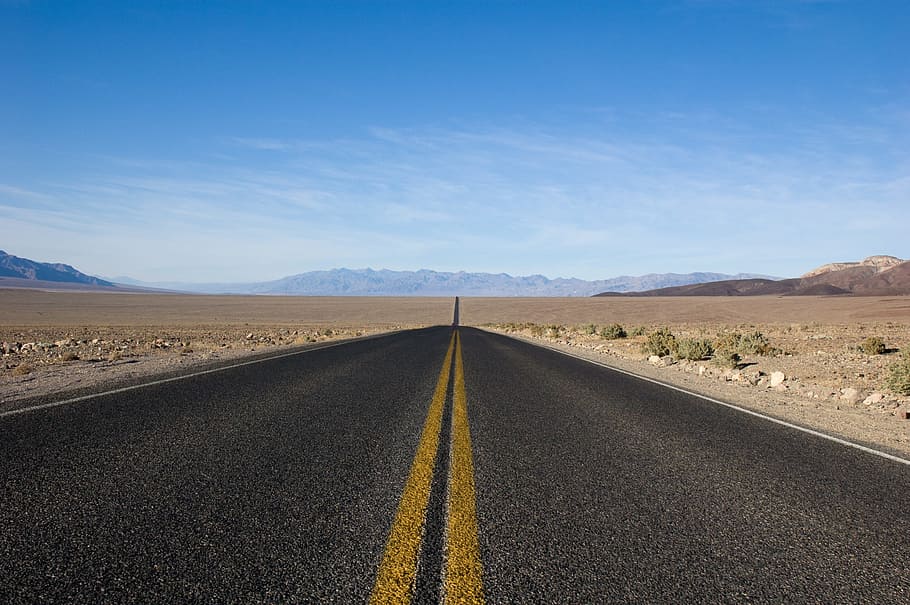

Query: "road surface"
left=2, top=326, right=909, bottom=603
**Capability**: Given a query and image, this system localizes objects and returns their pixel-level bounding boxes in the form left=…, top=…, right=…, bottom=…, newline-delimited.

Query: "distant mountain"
left=2, top=249, right=775, bottom=296
left=596, top=255, right=910, bottom=297
left=0, top=250, right=114, bottom=287
left=129, top=268, right=769, bottom=297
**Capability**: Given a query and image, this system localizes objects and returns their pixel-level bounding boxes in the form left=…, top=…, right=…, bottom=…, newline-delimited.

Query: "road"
left=2, top=326, right=910, bottom=603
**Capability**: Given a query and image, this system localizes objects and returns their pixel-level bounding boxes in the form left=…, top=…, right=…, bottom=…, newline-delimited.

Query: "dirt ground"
left=0, top=290, right=454, bottom=407
left=3, top=290, right=909, bottom=459
left=459, top=295, right=910, bottom=325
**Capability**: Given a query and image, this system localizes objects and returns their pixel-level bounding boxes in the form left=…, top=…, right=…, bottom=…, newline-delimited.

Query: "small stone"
left=769, top=371, right=786, bottom=388
left=246, top=333, right=254, bottom=340
left=863, top=393, right=885, bottom=405
left=840, top=388, right=861, bottom=404
left=648, top=355, right=662, bottom=365
left=698, top=365, right=707, bottom=376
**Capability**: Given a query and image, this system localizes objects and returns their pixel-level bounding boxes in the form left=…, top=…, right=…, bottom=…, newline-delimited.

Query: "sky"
left=2, top=0, right=909, bottom=282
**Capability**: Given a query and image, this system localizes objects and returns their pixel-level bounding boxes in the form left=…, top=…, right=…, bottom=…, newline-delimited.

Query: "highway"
left=2, top=325, right=910, bottom=603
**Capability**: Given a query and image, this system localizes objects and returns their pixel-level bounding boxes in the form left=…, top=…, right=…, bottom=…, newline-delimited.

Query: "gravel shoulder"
left=0, top=324, right=415, bottom=412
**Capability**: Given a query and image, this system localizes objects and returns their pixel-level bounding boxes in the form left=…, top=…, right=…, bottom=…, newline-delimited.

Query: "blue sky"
left=2, top=0, right=908, bottom=282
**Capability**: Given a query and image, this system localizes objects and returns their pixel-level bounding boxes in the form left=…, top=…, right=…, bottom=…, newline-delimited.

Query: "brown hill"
left=594, top=256, right=910, bottom=297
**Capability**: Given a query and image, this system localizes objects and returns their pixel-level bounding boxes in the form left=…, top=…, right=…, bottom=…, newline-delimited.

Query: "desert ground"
left=0, top=290, right=454, bottom=407
left=3, top=290, right=909, bottom=457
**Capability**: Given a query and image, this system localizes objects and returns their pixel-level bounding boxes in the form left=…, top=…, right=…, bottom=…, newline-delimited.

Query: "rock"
left=863, top=392, right=885, bottom=405
left=741, top=370, right=761, bottom=386
left=769, top=371, right=786, bottom=388
left=840, top=388, right=861, bottom=404
left=54, top=339, right=74, bottom=347
left=246, top=333, right=254, bottom=340
left=647, top=355, right=674, bottom=367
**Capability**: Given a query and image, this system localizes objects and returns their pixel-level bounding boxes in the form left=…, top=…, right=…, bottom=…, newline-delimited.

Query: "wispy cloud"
left=228, top=137, right=294, bottom=151
left=3, top=107, right=907, bottom=281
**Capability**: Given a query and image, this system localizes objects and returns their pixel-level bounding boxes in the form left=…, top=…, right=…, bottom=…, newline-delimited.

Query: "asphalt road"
left=2, top=326, right=910, bottom=603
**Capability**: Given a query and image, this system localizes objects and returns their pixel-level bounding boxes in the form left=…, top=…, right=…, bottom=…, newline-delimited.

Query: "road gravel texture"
left=2, top=327, right=909, bottom=603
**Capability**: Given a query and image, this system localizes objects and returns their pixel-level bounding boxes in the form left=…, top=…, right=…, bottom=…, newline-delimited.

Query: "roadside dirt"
left=1, top=290, right=454, bottom=407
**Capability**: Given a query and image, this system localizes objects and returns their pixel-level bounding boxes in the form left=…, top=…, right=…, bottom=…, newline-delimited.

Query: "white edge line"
left=481, top=328, right=910, bottom=467
left=1, top=330, right=404, bottom=419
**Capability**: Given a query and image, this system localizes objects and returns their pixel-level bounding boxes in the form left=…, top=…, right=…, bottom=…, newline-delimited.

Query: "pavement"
left=2, top=325, right=909, bottom=603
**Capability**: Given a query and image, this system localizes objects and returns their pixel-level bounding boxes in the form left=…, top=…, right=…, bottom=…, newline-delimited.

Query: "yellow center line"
left=445, top=331, right=485, bottom=604
left=370, top=331, right=456, bottom=604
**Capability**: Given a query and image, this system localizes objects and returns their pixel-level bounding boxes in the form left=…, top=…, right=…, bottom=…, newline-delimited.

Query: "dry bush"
left=713, top=350, right=741, bottom=369
left=675, top=338, right=714, bottom=361
left=859, top=336, right=887, bottom=355
left=886, top=350, right=910, bottom=395
left=599, top=323, right=627, bottom=340
left=642, top=328, right=677, bottom=357
left=715, top=330, right=777, bottom=356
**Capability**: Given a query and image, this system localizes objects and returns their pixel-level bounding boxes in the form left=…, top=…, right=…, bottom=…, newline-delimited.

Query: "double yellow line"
left=370, top=330, right=484, bottom=604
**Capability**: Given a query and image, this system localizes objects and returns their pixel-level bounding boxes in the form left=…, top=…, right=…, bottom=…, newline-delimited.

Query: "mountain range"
left=595, top=255, right=910, bottom=297
left=0, top=249, right=114, bottom=288
left=4, top=249, right=908, bottom=297
left=109, top=268, right=773, bottom=297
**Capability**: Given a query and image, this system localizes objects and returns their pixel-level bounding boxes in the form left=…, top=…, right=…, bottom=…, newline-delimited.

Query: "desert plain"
left=2, top=289, right=909, bottom=456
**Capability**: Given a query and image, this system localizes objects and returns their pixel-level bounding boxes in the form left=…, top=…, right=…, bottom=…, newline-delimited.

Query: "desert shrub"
left=675, top=338, right=714, bottom=361
left=737, top=331, right=774, bottom=355
left=713, top=350, right=741, bottom=369
left=630, top=326, right=647, bottom=337
left=529, top=324, right=545, bottom=337
left=60, top=351, right=79, bottom=362
left=642, top=328, right=677, bottom=357
left=581, top=323, right=597, bottom=335
left=859, top=336, right=886, bottom=355
left=714, top=330, right=777, bottom=356
left=12, top=364, right=33, bottom=376
left=885, top=350, right=910, bottom=395
left=599, top=323, right=627, bottom=340
left=108, top=350, right=122, bottom=361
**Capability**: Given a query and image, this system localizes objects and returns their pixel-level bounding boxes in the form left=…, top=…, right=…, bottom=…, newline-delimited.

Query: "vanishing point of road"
left=2, top=302, right=910, bottom=603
